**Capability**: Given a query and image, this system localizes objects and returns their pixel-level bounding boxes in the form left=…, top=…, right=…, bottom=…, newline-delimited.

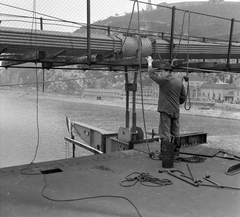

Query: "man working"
left=146, top=56, right=187, bottom=158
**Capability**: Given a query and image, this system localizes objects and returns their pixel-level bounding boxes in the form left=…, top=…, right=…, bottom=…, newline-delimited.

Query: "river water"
left=1, top=89, right=240, bottom=168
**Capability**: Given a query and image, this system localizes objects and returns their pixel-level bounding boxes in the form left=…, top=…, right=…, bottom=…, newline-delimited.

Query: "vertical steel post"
left=42, top=69, right=45, bottom=92
left=152, top=129, right=154, bottom=139
left=72, top=135, right=75, bottom=158
left=203, top=37, right=205, bottom=63
left=227, top=18, right=234, bottom=69
left=40, top=17, right=43, bottom=30
left=40, top=17, right=45, bottom=93
left=169, top=6, right=176, bottom=62
left=132, top=71, right=138, bottom=141
left=87, top=0, right=91, bottom=64
left=125, top=67, right=130, bottom=128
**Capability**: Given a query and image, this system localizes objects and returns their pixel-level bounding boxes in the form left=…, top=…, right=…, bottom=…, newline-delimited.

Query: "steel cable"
left=120, top=172, right=172, bottom=187
left=184, top=12, right=192, bottom=111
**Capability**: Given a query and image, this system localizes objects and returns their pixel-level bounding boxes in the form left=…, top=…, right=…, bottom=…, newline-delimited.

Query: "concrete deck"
left=1, top=149, right=240, bottom=217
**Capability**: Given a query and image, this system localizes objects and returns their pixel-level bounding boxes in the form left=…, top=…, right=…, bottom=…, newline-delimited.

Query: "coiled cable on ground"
left=120, top=172, right=172, bottom=187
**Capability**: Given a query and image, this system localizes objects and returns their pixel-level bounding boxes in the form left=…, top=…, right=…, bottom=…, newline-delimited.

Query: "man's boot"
left=174, top=137, right=181, bottom=158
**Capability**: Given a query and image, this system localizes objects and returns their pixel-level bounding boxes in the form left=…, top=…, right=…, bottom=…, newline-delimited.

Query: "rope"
left=136, top=0, right=151, bottom=154
left=173, top=11, right=188, bottom=60
left=120, top=172, right=172, bottom=187
left=183, top=11, right=191, bottom=110
left=183, top=76, right=191, bottom=110
left=171, top=11, right=191, bottom=110
left=120, top=0, right=137, bottom=53
left=175, top=156, right=206, bottom=163
left=19, top=0, right=41, bottom=175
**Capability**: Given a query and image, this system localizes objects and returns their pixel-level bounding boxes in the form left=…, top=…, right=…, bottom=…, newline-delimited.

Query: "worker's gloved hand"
left=146, top=56, right=153, bottom=65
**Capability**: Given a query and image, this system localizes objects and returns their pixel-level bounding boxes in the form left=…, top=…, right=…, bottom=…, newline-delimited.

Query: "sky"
left=0, top=0, right=239, bottom=31
left=1, top=0, right=240, bottom=22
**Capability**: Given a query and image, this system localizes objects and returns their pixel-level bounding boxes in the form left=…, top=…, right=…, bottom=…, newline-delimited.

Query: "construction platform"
left=1, top=147, right=240, bottom=217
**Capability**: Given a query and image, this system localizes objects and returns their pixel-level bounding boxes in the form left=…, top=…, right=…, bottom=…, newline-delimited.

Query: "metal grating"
left=180, top=144, right=220, bottom=157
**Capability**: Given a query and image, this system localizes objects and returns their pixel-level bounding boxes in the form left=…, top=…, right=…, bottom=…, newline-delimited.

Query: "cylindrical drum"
left=161, top=140, right=174, bottom=168
left=118, top=35, right=152, bottom=58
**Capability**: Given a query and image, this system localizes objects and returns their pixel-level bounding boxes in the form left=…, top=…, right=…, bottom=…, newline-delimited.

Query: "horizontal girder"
left=0, top=26, right=240, bottom=72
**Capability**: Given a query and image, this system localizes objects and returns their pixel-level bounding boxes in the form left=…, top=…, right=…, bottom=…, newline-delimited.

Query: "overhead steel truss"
left=0, top=3, right=240, bottom=73
left=0, top=26, right=240, bottom=72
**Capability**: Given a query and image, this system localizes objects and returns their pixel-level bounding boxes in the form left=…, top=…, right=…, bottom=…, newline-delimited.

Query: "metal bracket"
left=125, top=83, right=137, bottom=92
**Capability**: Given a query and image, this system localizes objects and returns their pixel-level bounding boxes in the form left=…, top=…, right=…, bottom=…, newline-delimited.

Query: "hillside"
left=80, top=2, right=240, bottom=42
left=170, top=2, right=240, bottom=20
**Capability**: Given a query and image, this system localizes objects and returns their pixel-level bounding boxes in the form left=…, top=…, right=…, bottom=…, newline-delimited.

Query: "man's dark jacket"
left=149, top=70, right=187, bottom=115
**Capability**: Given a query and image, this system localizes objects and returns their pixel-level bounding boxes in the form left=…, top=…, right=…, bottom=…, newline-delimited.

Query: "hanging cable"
left=183, top=11, right=191, bottom=111
left=20, top=0, right=41, bottom=174
left=171, top=11, right=191, bottom=110
left=173, top=11, right=188, bottom=60
left=120, top=0, right=137, bottom=53
left=136, top=0, right=151, bottom=154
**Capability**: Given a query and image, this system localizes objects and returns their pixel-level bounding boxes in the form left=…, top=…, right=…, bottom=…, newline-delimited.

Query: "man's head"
left=159, top=62, right=172, bottom=72
left=159, top=62, right=172, bottom=76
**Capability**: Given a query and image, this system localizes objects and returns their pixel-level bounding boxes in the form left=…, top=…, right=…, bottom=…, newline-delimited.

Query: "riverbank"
left=3, top=88, right=240, bottom=120
left=40, top=93, right=240, bottom=121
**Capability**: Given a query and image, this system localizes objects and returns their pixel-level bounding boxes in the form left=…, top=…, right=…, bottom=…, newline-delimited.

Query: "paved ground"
left=1, top=148, right=240, bottom=217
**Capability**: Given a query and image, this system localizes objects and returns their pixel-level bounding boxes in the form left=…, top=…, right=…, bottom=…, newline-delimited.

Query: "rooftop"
left=201, top=83, right=238, bottom=89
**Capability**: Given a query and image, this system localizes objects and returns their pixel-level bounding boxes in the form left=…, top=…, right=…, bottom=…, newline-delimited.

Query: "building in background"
left=187, top=74, right=208, bottom=99
left=200, top=83, right=238, bottom=102
left=234, top=88, right=240, bottom=102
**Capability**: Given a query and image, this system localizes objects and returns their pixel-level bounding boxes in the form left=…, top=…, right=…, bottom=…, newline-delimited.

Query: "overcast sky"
left=0, top=0, right=239, bottom=24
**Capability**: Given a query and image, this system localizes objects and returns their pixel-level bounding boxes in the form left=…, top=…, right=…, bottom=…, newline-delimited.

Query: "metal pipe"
left=125, top=67, right=130, bottom=128
left=186, top=163, right=197, bottom=183
left=200, top=183, right=240, bottom=190
left=1, top=27, right=240, bottom=59
left=132, top=71, right=138, bottom=140
left=64, top=137, right=103, bottom=155
left=203, top=177, right=221, bottom=186
left=167, top=171, right=199, bottom=187
left=42, top=69, right=45, bottom=92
